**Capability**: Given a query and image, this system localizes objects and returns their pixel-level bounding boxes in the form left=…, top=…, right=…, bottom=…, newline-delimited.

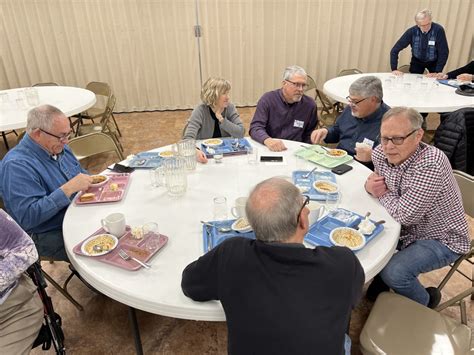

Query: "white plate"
left=81, top=233, right=118, bottom=256
left=90, top=174, right=109, bottom=187
left=324, top=149, right=347, bottom=159
left=203, top=138, right=223, bottom=147
left=231, top=217, right=253, bottom=233
left=313, top=180, right=339, bottom=194
left=329, top=227, right=366, bottom=251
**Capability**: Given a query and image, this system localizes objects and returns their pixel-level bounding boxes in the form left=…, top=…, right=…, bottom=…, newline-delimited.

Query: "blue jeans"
left=380, top=239, right=459, bottom=306
left=31, top=229, right=69, bottom=262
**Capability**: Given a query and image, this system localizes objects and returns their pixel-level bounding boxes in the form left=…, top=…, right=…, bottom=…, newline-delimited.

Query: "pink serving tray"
left=73, top=226, right=168, bottom=271
left=75, top=173, right=131, bottom=205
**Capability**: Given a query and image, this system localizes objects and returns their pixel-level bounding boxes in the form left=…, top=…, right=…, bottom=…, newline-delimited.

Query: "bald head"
left=246, top=178, right=303, bottom=242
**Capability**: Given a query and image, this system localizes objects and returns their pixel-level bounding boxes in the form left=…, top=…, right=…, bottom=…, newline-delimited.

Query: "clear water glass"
left=177, top=139, right=197, bottom=171
left=213, top=196, right=228, bottom=221
left=164, top=157, right=187, bottom=196
left=247, top=146, right=258, bottom=164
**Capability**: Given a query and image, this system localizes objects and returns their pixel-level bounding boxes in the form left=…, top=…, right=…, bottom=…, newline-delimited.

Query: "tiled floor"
left=1, top=108, right=471, bottom=354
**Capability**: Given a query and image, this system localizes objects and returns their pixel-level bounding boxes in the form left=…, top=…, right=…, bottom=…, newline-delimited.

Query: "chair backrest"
left=453, top=170, right=474, bottom=216
left=85, top=81, right=111, bottom=97
left=304, top=75, right=317, bottom=101
left=100, top=94, right=117, bottom=130
left=337, top=68, right=363, bottom=77
left=68, top=132, right=124, bottom=161
left=32, top=82, right=60, bottom=87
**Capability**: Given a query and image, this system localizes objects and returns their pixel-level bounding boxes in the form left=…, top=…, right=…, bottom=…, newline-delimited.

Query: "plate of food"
left=313, top=180, right=339, bottom=194
left=81, top=233, right=118, bottom=256
left=231, top=217, right=253, bottom=233
left=203, top=138, right=223, bottom=147
left=90, top=174, right=109, bottom=187
left=325, top=149, right=347, bottom=159
left=159, top=150, right=174, bottom=158
left=329, top=227, right=366, bottom=251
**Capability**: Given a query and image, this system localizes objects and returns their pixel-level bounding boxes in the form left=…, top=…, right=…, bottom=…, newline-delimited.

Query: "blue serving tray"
left=292, top=170, right=339, bottom=201
left=201, top=138, right=252, bottom=158
left=202, top=219, right=255, bottom=252
left=304, top=208, right=384, bottom=250
left=128, top=152, right=164, bottom=168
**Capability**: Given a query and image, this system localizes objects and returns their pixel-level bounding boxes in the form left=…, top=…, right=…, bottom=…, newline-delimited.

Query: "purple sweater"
left=249, top=89, right=317, bottom=144
left=0, top=209, right=38, bottom=303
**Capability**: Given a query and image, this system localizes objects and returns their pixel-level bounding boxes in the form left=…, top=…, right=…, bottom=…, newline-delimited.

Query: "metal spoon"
left=93, top=245, right=103, bottom=253
left=200, top=220, right=232, bottom=233
left=303, top=166, right=318, bottom=178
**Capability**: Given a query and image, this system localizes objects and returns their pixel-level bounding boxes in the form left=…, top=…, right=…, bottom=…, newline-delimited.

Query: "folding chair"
left=68, top=132, right=124, bottom=162
left=337, top=68, right=363, bottom=77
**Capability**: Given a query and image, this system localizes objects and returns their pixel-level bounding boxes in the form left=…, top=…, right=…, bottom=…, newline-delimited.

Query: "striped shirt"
left=372, top=143, right=470, bottom=254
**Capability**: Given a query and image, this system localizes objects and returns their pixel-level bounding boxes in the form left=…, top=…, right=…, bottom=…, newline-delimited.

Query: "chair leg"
left=2, top=131, right=10, bottom=150
left=42, top=270, right=84, bottom=311
left=111, top=113, right=122, bottom=137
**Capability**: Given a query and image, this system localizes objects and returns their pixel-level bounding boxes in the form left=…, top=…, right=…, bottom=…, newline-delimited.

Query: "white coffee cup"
left=231, top=197, right=247, bottom=218
left=307, top=201, right=325, bottom=226
left=101, top=213, right=126, bottom=237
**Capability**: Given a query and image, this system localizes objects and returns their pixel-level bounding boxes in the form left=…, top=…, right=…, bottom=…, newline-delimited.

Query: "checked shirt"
left=372, top=143, right=470, bottom=255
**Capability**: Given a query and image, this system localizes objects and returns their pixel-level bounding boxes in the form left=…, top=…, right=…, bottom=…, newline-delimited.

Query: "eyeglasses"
left=296, top=195, right=310, bottom=224
left=39, top=128, right=71, bottom=142
left=346, top=96, right=369, bottom=106
left=286, top=80, right=308, bottom=90
left=380, top=129, right=418, bottom=146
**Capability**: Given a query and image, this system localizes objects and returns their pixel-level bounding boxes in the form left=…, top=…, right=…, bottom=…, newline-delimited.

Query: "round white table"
left=0, top=86, right=96, bottom=131
left=323, top=73, right=474, bottom=113
left=63, top=139, right=400, bottom=324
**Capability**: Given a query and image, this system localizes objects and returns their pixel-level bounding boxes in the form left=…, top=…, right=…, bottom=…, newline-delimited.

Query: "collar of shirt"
left=263, top=241, right=305, bottom=248
left=23, top=134, right=62, bottom=161
left=278, top=89, right=297, bottom=106
left=360, top=101, right=385, bottom=122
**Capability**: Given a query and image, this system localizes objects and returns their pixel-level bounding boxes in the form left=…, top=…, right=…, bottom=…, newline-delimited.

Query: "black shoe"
left=366, top=275, right=390, bottom=302
left=426, top=287, right=441, bottom=309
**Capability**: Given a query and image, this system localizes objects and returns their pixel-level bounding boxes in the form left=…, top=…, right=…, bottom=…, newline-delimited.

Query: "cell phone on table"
left=110, top=163, right=135, bottom=173
left=260, top=156, right=283, bottom=162
left=331, top=164, right=353, bottom=175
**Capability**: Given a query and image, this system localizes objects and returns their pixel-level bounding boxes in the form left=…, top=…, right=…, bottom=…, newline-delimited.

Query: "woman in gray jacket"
left=183, top=78, right=245, bottom=139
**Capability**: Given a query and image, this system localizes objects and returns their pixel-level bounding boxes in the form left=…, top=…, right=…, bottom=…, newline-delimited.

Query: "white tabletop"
left=63, top=139, right=400, bottom=321
left=0, top=86, right=96, bottom=131
left=323, top=73, right=474, bottom=113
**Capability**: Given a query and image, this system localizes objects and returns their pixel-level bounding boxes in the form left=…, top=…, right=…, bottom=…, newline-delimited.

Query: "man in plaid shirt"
left=365, top=107, right=470, bottom=308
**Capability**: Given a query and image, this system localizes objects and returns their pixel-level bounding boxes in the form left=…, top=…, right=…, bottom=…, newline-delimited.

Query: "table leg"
left=128, top=307, right=144, bottom=355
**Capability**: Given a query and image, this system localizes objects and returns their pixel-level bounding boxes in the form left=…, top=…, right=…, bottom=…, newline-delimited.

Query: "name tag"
left=428, top=40, right=435, bottom=46
left=363, top=138, right=375, bottom=148
left=293, top=120, right=304, bottom=128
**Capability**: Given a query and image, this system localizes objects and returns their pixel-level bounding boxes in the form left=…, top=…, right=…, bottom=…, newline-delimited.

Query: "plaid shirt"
left=372, top=143, right=470, bottom=254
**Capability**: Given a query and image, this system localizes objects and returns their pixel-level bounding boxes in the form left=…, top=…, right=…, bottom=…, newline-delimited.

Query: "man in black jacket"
left=181, top=178, right=364, bottom=355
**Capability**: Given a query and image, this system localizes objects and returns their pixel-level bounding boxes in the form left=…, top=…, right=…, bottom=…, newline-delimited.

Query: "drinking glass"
left=247, top=147, right=258, bottom=164
left=325, top=193, right=340, bottom=212
left=143, top=222, right=160, bottom=250
left=177, top=139, right=197, bottom=171
left=164, top=157, right=187, bottom=196
left=213, top=196, right=228, bottom=221
left=149, top=167, right=165, bottom=188
left=25, top=87, right=39, bottom=106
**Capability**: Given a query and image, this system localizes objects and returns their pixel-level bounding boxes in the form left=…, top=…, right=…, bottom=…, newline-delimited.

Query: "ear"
left=30, top=128, right=41, bottom=140
left=415, top=128, right=424, bottom=143
left=298, top=208, right=309, bottom=231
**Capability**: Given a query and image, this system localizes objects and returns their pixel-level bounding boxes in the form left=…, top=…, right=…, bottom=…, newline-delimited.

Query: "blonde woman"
left=183, top=78, right=245, bottom=140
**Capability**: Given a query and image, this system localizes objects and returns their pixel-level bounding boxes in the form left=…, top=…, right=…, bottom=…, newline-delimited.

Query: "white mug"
left=231, top=197, right=247, bottom=218
left=307, top=201, right=325, bottom=226
left=101, top=213, right=126, bottom=237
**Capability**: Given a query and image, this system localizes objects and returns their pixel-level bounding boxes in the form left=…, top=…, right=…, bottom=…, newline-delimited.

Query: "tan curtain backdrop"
left=1, top=0, right=472, bottom=112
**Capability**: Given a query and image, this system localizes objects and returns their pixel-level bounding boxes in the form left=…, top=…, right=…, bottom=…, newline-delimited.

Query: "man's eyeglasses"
left=286, top=80, right=308, bottom=90
left=39, top=128, right=71, bottom=142
left=296, top=195, right=310, bottom=224
left=380, top=129, right=418, bottom=146
left=346, top=96, right=369, bottom=106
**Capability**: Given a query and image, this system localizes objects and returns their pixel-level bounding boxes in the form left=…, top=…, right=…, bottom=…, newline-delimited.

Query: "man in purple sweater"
left=249, top=65, right=318, bottom=151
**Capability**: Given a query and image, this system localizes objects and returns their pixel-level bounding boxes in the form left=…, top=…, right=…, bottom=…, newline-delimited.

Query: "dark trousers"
left=409, top=58, right=437, bottom=74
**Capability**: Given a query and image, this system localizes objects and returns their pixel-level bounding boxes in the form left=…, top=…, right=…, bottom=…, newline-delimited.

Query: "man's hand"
left=365, top=172, right=388, bottom=197
left=263, top=138, right=287, bottom=152
left=457, top=73, right=473, bottom=82
left=196, top=149, right=208, bottom=164
left=61, top=173, right=93, bottom=197
left=354, top=146, right=373, bottom=162
left=392, top=70, right=404, bottom=76
left=310, top=128, right=328, bottom=144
